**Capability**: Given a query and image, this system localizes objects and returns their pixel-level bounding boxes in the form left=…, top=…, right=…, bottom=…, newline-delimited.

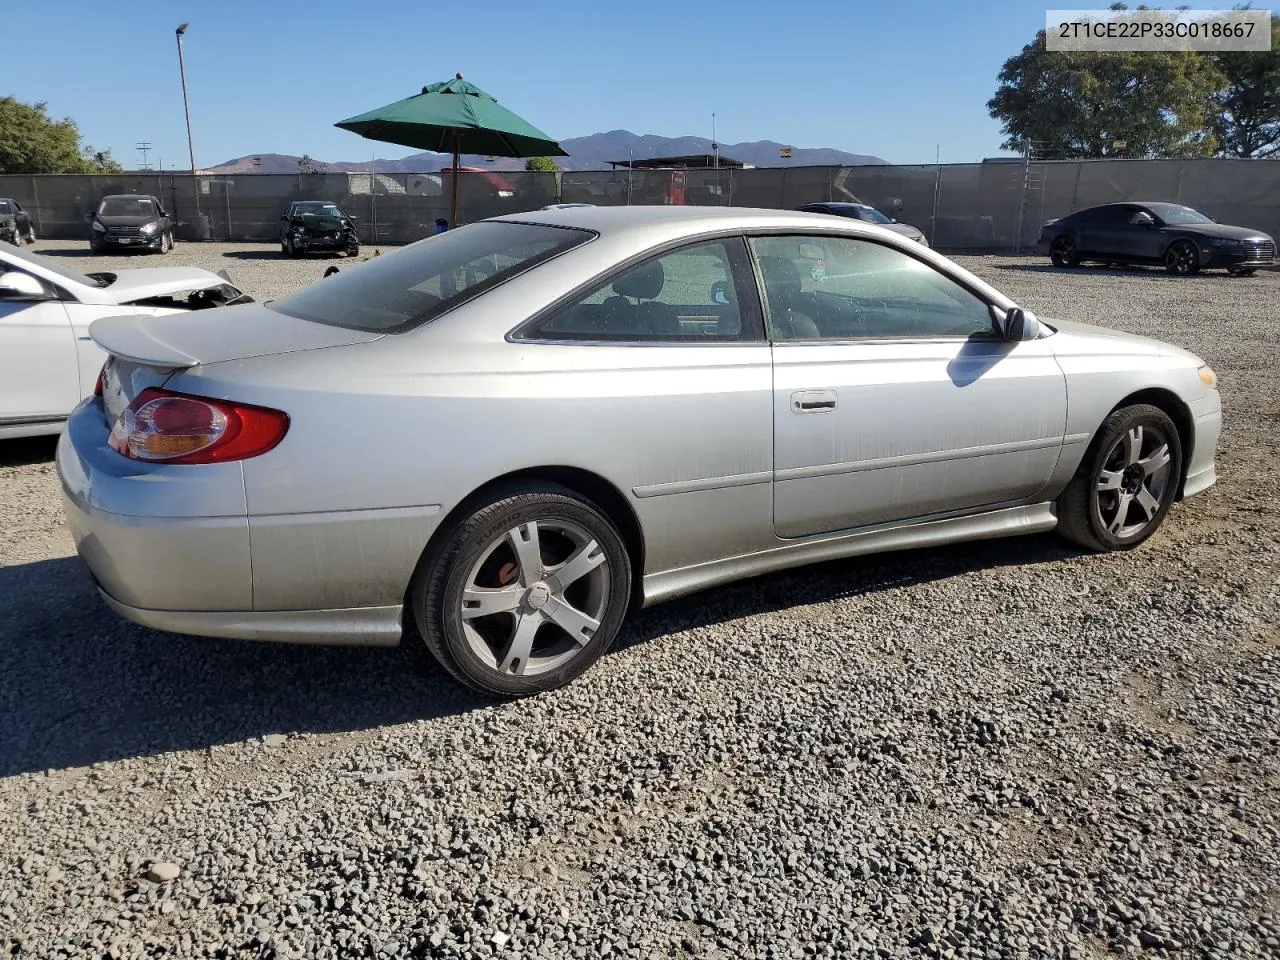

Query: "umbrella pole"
left=450, top=131, right=460, bottom=229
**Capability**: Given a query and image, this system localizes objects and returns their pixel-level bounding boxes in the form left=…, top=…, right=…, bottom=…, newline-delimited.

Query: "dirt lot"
left=1, top=241, right=1277, bottom=959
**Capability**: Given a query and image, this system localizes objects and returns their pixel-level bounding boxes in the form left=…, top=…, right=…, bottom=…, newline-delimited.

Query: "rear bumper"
left=56, top=396, right=437, bottom=645
left=96, top=591, right=403, bottom=646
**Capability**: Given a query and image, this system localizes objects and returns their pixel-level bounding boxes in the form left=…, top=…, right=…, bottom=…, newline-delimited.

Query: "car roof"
left=292, top=200, right=340, bottom=205
left=100, top=194, right=156, bottom=200
left=493, top=204, right=895, bottom=242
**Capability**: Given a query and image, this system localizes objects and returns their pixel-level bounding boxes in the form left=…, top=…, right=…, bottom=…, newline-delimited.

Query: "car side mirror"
left=1134, top=214, right=1155, bottom=227
left=347, top=214, right=359, bottom=221
left=0, top=271, right=48, bottom=299
left=279, top=215, right=288, bottom=222
left=85, top=211, right=95, bottom=220
left=994, top=305, right=1040, bottom=341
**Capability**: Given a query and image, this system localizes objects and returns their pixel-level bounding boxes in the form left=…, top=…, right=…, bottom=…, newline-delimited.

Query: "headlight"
left=140, top=222, right=158, bottom=235
left=92, top=220, right=106, bottom=232
left=1198, top=364, right=1218, bottom=389
left=1209, top=238, right=1241, bottom=249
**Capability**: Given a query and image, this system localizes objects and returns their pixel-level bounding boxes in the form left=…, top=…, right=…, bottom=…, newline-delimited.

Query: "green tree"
left=987, top=35, right=1223, bottom=158
left=524, top=156, right=558, bottom=172
left=0, top=97, right=123, bottom=174
left=1209, top=14, right=1280, bottom=157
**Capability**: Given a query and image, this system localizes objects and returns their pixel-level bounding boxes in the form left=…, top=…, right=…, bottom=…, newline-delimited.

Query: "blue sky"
left=7, top=0, right=1250, bottom=169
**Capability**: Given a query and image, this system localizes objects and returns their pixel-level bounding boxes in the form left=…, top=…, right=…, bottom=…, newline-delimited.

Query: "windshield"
left=98, top=197, right=156, bottom=218
left=0, top=242, right=107, bottom=288
left=293, top=203, right=345, bottom=221
left=1148, top=203, right=1214, bottom=225
left=859, top=206, right=894, bottom=225
left=268, top=221, right=592, bottom=333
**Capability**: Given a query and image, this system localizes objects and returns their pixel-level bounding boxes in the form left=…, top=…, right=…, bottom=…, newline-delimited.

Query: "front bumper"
left=290, top=232, right=351, bottom=251
left=1182, top=391, right=1221, bottom=499
left=93, top=232, right=164, bottom=251
left=1201, top=249, right=1275, bottom=269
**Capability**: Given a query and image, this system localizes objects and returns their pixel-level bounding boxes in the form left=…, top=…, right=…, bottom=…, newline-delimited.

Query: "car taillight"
left=107, top=388, right=289, bottom=464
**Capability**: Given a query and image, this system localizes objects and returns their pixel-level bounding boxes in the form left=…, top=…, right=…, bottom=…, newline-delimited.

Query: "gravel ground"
left=1, top=242, right=1277, bottom=959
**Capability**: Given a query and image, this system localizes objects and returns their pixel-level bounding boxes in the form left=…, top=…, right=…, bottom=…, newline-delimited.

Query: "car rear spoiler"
left=89, top=314, right=200, bottom=369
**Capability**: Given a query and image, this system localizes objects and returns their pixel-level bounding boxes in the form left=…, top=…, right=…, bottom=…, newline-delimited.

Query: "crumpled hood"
left=88, top=267, right=230, bottom=305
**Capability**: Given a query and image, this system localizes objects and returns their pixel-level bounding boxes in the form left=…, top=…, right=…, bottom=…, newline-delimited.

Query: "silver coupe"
left=57, top=207, right=1222, bottom=696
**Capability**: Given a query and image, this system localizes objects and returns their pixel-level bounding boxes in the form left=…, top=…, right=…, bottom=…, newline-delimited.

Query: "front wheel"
left=346, top=244, right=360, bottom=257
left=24, top=226, right=35, bottom=246
left=412, top=484, right=632, bottom=696
left=1050, top=237, right=1080, bottom=268
left=1164, top=240, right=1200, bottom=275
left=1057, top=404, right=1183, bottom=552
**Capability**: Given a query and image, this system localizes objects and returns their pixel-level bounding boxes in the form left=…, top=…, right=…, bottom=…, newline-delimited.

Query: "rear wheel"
left=412, top=484, right=632, bottom=696
left=1050, top=237, right=1080, bottom=268
left=1057, top=404, right=1183, bottom=552
left=1164, top=240, right=1200, bottom=275
left=24, top=225, right=35, bottom=246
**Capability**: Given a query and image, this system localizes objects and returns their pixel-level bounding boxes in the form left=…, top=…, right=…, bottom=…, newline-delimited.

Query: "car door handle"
left=791, top=389, right=837, bottom=413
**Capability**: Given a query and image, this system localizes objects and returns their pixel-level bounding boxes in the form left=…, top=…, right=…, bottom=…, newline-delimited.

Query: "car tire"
left=411, top=483, right=632, bottom=697
left=1050, top=237, right=1080, bottom=268
left=1056, top=403, right=1183, bottom=553
left=1164, top=240, right=1200, bottom=275
left=158, top=232, right=171, bottom=254
left=24, top=226, right=35, bottom=246
left=347, top=244, right=360, bottom=258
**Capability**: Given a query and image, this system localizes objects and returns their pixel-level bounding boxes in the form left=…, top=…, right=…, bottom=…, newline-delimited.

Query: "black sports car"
left=0, top=198, right=35, bottom=246
left=1038, top=202, right=1275, bottom=276
left=279, top=201, right=360, bottom=258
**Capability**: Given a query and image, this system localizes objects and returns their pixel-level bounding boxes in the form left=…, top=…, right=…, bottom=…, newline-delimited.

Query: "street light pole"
left=175, top=22, right=200, bottom=216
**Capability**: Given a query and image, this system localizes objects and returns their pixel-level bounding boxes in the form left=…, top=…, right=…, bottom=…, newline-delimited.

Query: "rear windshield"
left=268, top=221, right=591, bottom=333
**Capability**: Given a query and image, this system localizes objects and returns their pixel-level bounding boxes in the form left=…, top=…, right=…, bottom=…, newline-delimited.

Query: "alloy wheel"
left=1093, top=424, right=1174, bottom=540
left=1165, top=241, right=1199, bottom=275
left=1051, top=238, right=1078, bottom=267
left=458, top=518, right=611, bottom=678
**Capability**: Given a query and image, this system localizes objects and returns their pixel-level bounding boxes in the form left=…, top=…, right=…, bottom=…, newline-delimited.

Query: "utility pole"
left=175, top=22, right=200, bottom=215
left=711, top=113, right=719, bottom=169
left=136, top=142, right=153, bottom=170
left=1013, top=140, right=1032, bottom=255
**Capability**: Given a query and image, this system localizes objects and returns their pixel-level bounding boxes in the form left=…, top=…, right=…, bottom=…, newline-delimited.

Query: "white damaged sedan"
left=0, top=243, right=251, bottom=439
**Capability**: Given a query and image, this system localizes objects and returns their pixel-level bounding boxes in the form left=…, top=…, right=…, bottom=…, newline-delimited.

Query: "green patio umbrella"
left=335, top=73, right=567, bottom=228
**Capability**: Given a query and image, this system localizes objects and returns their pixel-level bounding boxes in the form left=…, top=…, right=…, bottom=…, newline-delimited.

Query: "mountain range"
left=208, top=130, right=887, bottom=174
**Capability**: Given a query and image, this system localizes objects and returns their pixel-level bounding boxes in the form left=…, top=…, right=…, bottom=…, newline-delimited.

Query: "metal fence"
left=4, top=159, right=1280, bottom=252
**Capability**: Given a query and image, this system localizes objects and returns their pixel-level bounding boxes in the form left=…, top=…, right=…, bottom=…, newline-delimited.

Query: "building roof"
left=607, top=154, right=746, bottom=170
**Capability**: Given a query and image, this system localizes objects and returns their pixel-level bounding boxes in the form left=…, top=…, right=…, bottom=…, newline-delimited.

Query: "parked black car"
left=0, top=198, right=35, bottom=246
left=796, top=201, right=930, bottom=246
left=88, top=194, right=174, bottom=254
left=1038, top=202, right=1275, bottom=276
left=279, top=201, right=360, bottom=257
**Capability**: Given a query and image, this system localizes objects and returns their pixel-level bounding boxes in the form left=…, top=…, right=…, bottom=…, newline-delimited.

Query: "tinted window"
left=525, top=239, right=751, bottom=342
left=1148, top=203, right=1214, bottom=225
left=751, top=235, right=994, bottom=341
left=269, top=221, right=590, bottom=333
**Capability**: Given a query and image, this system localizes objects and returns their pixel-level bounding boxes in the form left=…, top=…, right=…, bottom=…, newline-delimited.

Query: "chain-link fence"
left=3, top=159, right=1279, bottom=252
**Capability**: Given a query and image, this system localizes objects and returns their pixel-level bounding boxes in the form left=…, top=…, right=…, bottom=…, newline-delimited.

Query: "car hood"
left=1045, top=317, right=1202, bottom=363
left=96, top=215, right=160, bottom=228
left=882, top=222, right=925, bottom=240
left=1166, top=222, right=1271, bottom=241
left=91, top=267, right=230, bottom=305
left=89, top=300, right=383, bottom=369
